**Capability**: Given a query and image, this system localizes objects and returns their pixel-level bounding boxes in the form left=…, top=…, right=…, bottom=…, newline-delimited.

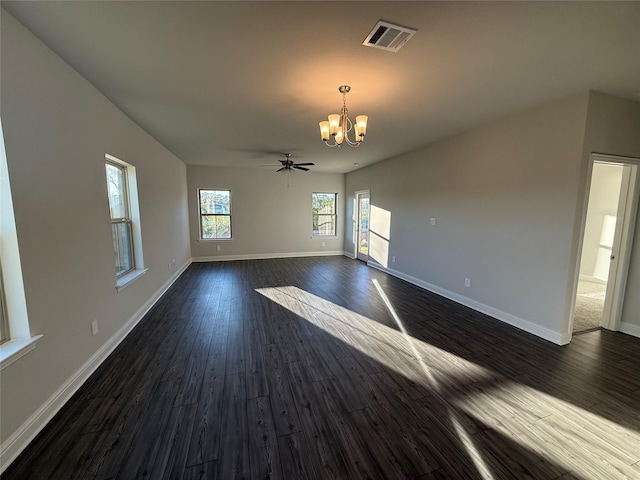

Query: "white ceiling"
left=3, top=1, right=639, bottom=173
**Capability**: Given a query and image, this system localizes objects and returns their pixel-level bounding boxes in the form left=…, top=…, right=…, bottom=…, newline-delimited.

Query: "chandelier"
left=319, top=85, right=368, bottom=147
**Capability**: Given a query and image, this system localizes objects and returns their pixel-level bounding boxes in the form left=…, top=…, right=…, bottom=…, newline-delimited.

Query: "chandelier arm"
left=343, top=117, right=360, bottom=146
left=345, top=116, right=353, bottom=134
left=344, top=136, right=361, bottom=147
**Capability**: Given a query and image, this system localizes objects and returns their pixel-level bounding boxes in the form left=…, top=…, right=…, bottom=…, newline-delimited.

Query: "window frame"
left=105, top=154, right=146, bottom=291
left=106, top=159, right=135, bottom=278
left=312, top=192, right=338, bottom=237
left=1, top=117, right=43, bottom=368
left=198, top=188, right=233, bottom=240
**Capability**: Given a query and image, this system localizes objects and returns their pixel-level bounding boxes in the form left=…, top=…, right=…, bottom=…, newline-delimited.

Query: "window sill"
left=115, top=268, right=148, bottom=292
left=0, top=334, right=44, bottom=370
left=198, top=238, right=233, bottom=243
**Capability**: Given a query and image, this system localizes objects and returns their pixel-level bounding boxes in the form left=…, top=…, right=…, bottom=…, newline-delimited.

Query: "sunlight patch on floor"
left=454, top=380, right=640, bottom=478
left=372, top=279, right=496, bottom=480
left=255, top=284, right=640, bottom=479
left=257, top=284, right=497, bottom=478
left=255, top=285, right=494, bottom=384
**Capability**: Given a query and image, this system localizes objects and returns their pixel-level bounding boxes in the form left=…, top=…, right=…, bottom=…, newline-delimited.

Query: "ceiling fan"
left=262, top=153, right=314, bottom=172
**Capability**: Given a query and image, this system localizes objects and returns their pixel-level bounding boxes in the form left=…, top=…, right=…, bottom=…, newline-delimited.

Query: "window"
left=106, top=161, right=135, bottom=276
left=199, top=189, right=232, bottom=239
left=312, top=192, right=337, bottom=236
left=1, top=117, right=42, bottom=367
left=105, top=154, right=145, bottom=290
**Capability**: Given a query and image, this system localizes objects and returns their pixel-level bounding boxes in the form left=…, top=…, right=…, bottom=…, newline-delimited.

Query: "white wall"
left=581, top=92, right=640, bottom=336
left=345, top=93, right=591, bottom=344
left=0, top=9, right=190, bottom=465
left=621, top=206, right=640, bottom=335
left=344, top=91, right=640, bottom=344
left=188, top=166, right=345, bottom=260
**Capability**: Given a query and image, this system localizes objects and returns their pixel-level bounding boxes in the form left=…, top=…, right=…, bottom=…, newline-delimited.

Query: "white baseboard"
left=0, top=259, right=191, bottom=473
left=368, top=261, right=567, bottom=346
left=619, top=321, right=640, bottom=338
left=192, top=251, right=344, bottom=262
left=343, top=250, right=356, bottom=259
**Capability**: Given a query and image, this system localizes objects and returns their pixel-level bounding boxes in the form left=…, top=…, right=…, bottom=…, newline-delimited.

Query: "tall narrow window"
left=106, top=160, right=134, bottom=277
left=1, top=117, right=42, bottom=364
left=199, top=189, right=232, bottom=239
left=312, top=192, right=337, bottom=236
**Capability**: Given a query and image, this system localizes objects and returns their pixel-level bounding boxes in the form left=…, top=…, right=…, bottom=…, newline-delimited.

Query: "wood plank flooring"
left=4, top=256, right=640, bottom=479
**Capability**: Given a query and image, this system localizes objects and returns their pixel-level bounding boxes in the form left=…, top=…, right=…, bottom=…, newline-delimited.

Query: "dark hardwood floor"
left=4, top=256, right=640, bottom=479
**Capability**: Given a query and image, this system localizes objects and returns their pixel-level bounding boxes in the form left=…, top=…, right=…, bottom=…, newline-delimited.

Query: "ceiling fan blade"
left=276, top=167, right=287, bottom=172
left=259, top=164, right=283, bottom=167
left=294, top=162, right=315, bottom=166
left=293, top=166, right=310, bottom=171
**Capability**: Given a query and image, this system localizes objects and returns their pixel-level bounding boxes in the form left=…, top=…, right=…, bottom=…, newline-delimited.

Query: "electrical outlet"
left=322, top=241, right=326, bottom=247
left=392, top=255, right=396, bottom=263
left=91, top=319, right=99, bottom=336
left=430, top=218, right=436, bottom=225
left=216, top=245, right=221, bottom=251
left=172, top=258, right=176, bottom=266
left=464, top=278, right=471, bottom=287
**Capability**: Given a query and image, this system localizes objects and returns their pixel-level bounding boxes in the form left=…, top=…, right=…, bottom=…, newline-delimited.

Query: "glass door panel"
left=356, top=192, right=370, bottom=262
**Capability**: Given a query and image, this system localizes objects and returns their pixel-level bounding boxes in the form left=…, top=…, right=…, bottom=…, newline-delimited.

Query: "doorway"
left=572, top=156, right=639, bottom=335
left=355, top=191, right=370, bottom=262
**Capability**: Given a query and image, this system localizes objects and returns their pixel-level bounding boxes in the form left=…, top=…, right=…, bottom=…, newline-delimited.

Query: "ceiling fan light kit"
left=319, top=85, right=368, bottom=148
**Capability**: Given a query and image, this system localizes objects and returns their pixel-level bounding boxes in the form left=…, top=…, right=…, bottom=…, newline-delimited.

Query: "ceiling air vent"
left=362, top=20, right=417, bottom=52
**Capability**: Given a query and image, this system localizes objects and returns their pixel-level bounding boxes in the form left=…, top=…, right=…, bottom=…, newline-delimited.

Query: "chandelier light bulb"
left=319, top=121, right=330, bottom=141
left=355, top=115, right=368, bottom=139
left=328, top=114, right=341, bottom=136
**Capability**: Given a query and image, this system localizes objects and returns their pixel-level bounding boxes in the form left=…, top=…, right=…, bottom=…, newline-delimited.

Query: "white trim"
left=0, top=334, right=43, bottom=370
left=368, top=260, right=568, bottom=346
left=569, top=154, right=640, bottom=341
left=312, top=192, right=338, bottom=238
left=198, top=188, right=232, bottom=241
left=198, top=238, right=233, bottom=243
left=192, top=251, right=344, bottom=262
left=105, top=154, right=146, bottom=281
left=115, top=267, right=148, bottom=292
left=1, top=117, right=31, bottom=341
left=602, top=163, right=638, bottom=330
left=590, top=153, right=640, bottom=166
left=619, top=321, right=640, bottom=338
left=0, top=259, right=191, bottom=473
left=343, top=250, right=356, bottom=259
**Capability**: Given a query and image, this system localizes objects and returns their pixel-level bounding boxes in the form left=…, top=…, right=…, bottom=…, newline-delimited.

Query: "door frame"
left=602, top=160, right=638, bottom=330
left=570, top=153, right=639, bottom=338
left=355, top=190, right=370, bottom=262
